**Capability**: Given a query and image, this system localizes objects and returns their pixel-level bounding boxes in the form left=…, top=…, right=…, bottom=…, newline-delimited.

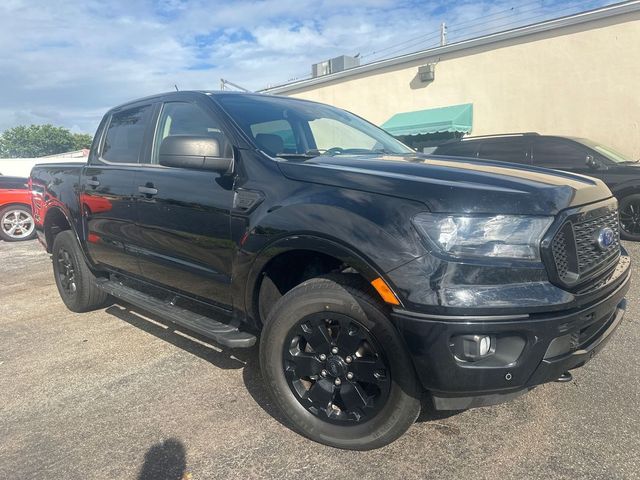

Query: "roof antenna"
left=174, top=84, right=179, bottom=91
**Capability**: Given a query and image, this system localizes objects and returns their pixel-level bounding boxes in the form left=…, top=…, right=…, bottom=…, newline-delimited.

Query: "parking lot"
left=0, top=239, right=638, bottom=480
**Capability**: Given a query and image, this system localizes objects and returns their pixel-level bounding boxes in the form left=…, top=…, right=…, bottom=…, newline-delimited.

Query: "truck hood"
left=277, top=154, right=613, bottom=215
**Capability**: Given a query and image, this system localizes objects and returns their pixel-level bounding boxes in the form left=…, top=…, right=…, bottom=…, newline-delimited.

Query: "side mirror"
left=586, top=154, right=599, bottom=169
left=159, top=135, right=233, bottom=173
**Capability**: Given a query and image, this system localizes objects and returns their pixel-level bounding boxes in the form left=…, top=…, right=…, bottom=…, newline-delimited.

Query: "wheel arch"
left=611, top=183, right=640, bottom=201
left=0, top=201, right=32, bottom=211
left=244, top=235, right=399, bottom=329
left=43, top=206, right=80, bottom=253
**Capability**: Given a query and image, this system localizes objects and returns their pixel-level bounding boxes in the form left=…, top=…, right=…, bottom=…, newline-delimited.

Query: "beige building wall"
left=277, top=11, right=640, bottom=158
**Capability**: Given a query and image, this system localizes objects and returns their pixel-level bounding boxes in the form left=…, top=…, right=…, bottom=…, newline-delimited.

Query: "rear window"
left=477, top=140, right=530, bottom=164
left=0, top=177, right=28, bottom=190
left=101, top=105, right=152, bottom=163
left=433, top=141, right=478, bottom=157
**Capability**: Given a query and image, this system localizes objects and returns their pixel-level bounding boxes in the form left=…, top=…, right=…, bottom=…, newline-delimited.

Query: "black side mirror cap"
left=159, top=135, right=233, bottom=173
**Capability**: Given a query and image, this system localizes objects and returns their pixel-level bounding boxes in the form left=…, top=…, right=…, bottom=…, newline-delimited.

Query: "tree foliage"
left=0, top=124, right=93, bottom=158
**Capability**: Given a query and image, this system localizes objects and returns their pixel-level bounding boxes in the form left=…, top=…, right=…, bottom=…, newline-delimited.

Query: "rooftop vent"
left=312, top=55, right=360, bottom=78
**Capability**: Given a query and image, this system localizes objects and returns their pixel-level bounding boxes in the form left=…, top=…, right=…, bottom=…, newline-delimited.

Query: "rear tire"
left=260, top=274, right=421, bottom=450
left=0, top=205, right=36, bottom=242
left=619, top=194, right=640, bottom=241
left=52, top=230, right=109, bottom=312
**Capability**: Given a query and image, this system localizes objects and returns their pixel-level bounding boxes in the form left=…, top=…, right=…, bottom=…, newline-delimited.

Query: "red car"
left=0, top=176, right=36, bottom=241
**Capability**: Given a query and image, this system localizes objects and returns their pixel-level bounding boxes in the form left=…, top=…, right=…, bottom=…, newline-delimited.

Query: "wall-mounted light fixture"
left=418, top=63, right=436, bottom=82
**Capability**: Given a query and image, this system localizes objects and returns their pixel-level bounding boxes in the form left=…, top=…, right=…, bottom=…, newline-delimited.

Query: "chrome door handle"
left=138, top=185, right=158, bottom=196
left=86, top=179, right=100, bottom=187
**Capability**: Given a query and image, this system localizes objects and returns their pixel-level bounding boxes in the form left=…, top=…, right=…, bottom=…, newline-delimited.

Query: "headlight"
left=412, top=213, right=553, bottom=261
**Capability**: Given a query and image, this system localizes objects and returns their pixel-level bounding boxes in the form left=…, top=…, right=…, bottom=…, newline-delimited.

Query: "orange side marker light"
left=371, top=277, right=400, bottom=306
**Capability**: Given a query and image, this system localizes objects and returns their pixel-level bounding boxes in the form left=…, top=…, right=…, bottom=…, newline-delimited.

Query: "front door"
left=82, top=103, right=154, bottom=275
left=133, top=101, right=235, bottom=309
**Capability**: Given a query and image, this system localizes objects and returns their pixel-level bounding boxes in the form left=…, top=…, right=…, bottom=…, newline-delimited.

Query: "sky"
left=0, top=0, right=618, bottom=135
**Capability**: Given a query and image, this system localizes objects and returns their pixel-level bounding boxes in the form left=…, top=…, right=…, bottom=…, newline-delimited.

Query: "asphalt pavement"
left=0, top=240, right=638, bottom=480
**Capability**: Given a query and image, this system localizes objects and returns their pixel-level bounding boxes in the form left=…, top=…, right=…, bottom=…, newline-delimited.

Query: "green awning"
left=381, top=103, right=473, bottom=136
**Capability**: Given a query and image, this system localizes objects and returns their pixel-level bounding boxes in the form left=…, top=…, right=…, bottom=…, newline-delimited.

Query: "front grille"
left=573, top=209, right=620, bottom=274
left=551, top=230, right=570, bottom=282
left=550, top=207, right=620, bottom=288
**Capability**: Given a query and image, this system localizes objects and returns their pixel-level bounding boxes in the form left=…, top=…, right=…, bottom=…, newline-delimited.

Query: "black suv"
left=433, top=133, right=640, bottom=240
left=31, top=93, right=630, bottom=449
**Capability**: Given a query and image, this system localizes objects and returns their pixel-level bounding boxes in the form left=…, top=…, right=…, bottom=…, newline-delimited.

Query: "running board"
left=94, top=278, right=256, bottom=348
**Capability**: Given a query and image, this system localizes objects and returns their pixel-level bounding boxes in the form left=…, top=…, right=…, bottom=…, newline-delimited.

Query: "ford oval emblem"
left=597, top=227, right=615, bottom=250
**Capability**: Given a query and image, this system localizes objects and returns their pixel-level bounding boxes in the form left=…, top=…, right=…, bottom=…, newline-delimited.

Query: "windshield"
left=215, top=94, right=414, bottom=159
left=573, top=138, right=636, bottom=163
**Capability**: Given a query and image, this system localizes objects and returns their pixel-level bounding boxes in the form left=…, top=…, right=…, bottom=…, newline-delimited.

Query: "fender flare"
left=0, top=201, right=32, bottom=210
left=611, top=182, right=640, bottom=200
left=42, top=205, right=85, bottom=256
left=243, top=234, right=387, bottom=324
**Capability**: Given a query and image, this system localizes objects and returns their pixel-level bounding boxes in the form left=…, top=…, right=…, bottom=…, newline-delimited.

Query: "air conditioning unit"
left=312, top=60, right=332, bottom=78
left=312, top=55, right=360, bottom=78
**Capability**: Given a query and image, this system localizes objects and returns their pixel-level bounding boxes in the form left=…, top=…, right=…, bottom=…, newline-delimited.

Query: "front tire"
left=619, top=194, right=640, bottom=241
left=260, top=274, right=421, bottom=450
left=52, top=230, right=109, bottom=312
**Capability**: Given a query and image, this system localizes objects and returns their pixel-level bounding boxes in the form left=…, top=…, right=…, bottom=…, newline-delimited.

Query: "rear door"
left=81, top=103, right=155, bottom=275
left=133, top=100, right=235, bottom=309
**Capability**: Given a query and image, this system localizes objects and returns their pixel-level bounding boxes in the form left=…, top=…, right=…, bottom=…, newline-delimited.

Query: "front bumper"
left=391, top=258, right=630, bottom=410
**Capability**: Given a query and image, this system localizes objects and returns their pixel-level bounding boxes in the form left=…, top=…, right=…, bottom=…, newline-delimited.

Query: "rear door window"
left=101, top=105, right=153, bottom=163
left=434, top=141, right=478, bottom=157
left=477, top=139, right=530, bottom=164
left=532, top=138, right=589, bottom=169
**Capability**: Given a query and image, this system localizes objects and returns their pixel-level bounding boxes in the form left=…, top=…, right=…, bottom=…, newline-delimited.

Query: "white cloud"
left=0, top=0, right=614, bottom=134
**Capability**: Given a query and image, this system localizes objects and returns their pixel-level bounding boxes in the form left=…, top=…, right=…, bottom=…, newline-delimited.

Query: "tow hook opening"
left=555, top=371, right=573, bottom=383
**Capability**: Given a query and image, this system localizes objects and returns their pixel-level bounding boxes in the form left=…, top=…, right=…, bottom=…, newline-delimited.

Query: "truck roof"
left=108, top=90, right=316, bottom=112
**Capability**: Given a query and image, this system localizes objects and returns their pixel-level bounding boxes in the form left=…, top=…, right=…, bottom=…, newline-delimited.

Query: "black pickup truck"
left=30, top=91, right=630, bottom=450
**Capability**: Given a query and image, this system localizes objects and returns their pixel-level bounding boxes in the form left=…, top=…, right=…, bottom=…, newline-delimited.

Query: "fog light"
left=452, top=334, right=494, bottom=361
left=479, top=335, right=491, bottom=357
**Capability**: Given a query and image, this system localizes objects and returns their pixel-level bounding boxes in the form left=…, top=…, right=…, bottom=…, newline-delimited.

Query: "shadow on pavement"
left=138, top=438, right=187, bottom=480
left=105, top=303, right=295, bottom=429
left=105, top=302, right=460, bottom=434
left=105, top=304, right=253, bottom=369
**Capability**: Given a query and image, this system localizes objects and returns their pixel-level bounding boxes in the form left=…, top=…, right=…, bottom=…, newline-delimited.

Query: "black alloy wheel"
left=51, top=230, right=109, bottom=312
left=619, top=194, right=640, bottom=241
left=56, top=247, right=78, bottom=296
left=260, top=274, right=421, bottom=450
left=283, top=312, right=391, bottom=424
